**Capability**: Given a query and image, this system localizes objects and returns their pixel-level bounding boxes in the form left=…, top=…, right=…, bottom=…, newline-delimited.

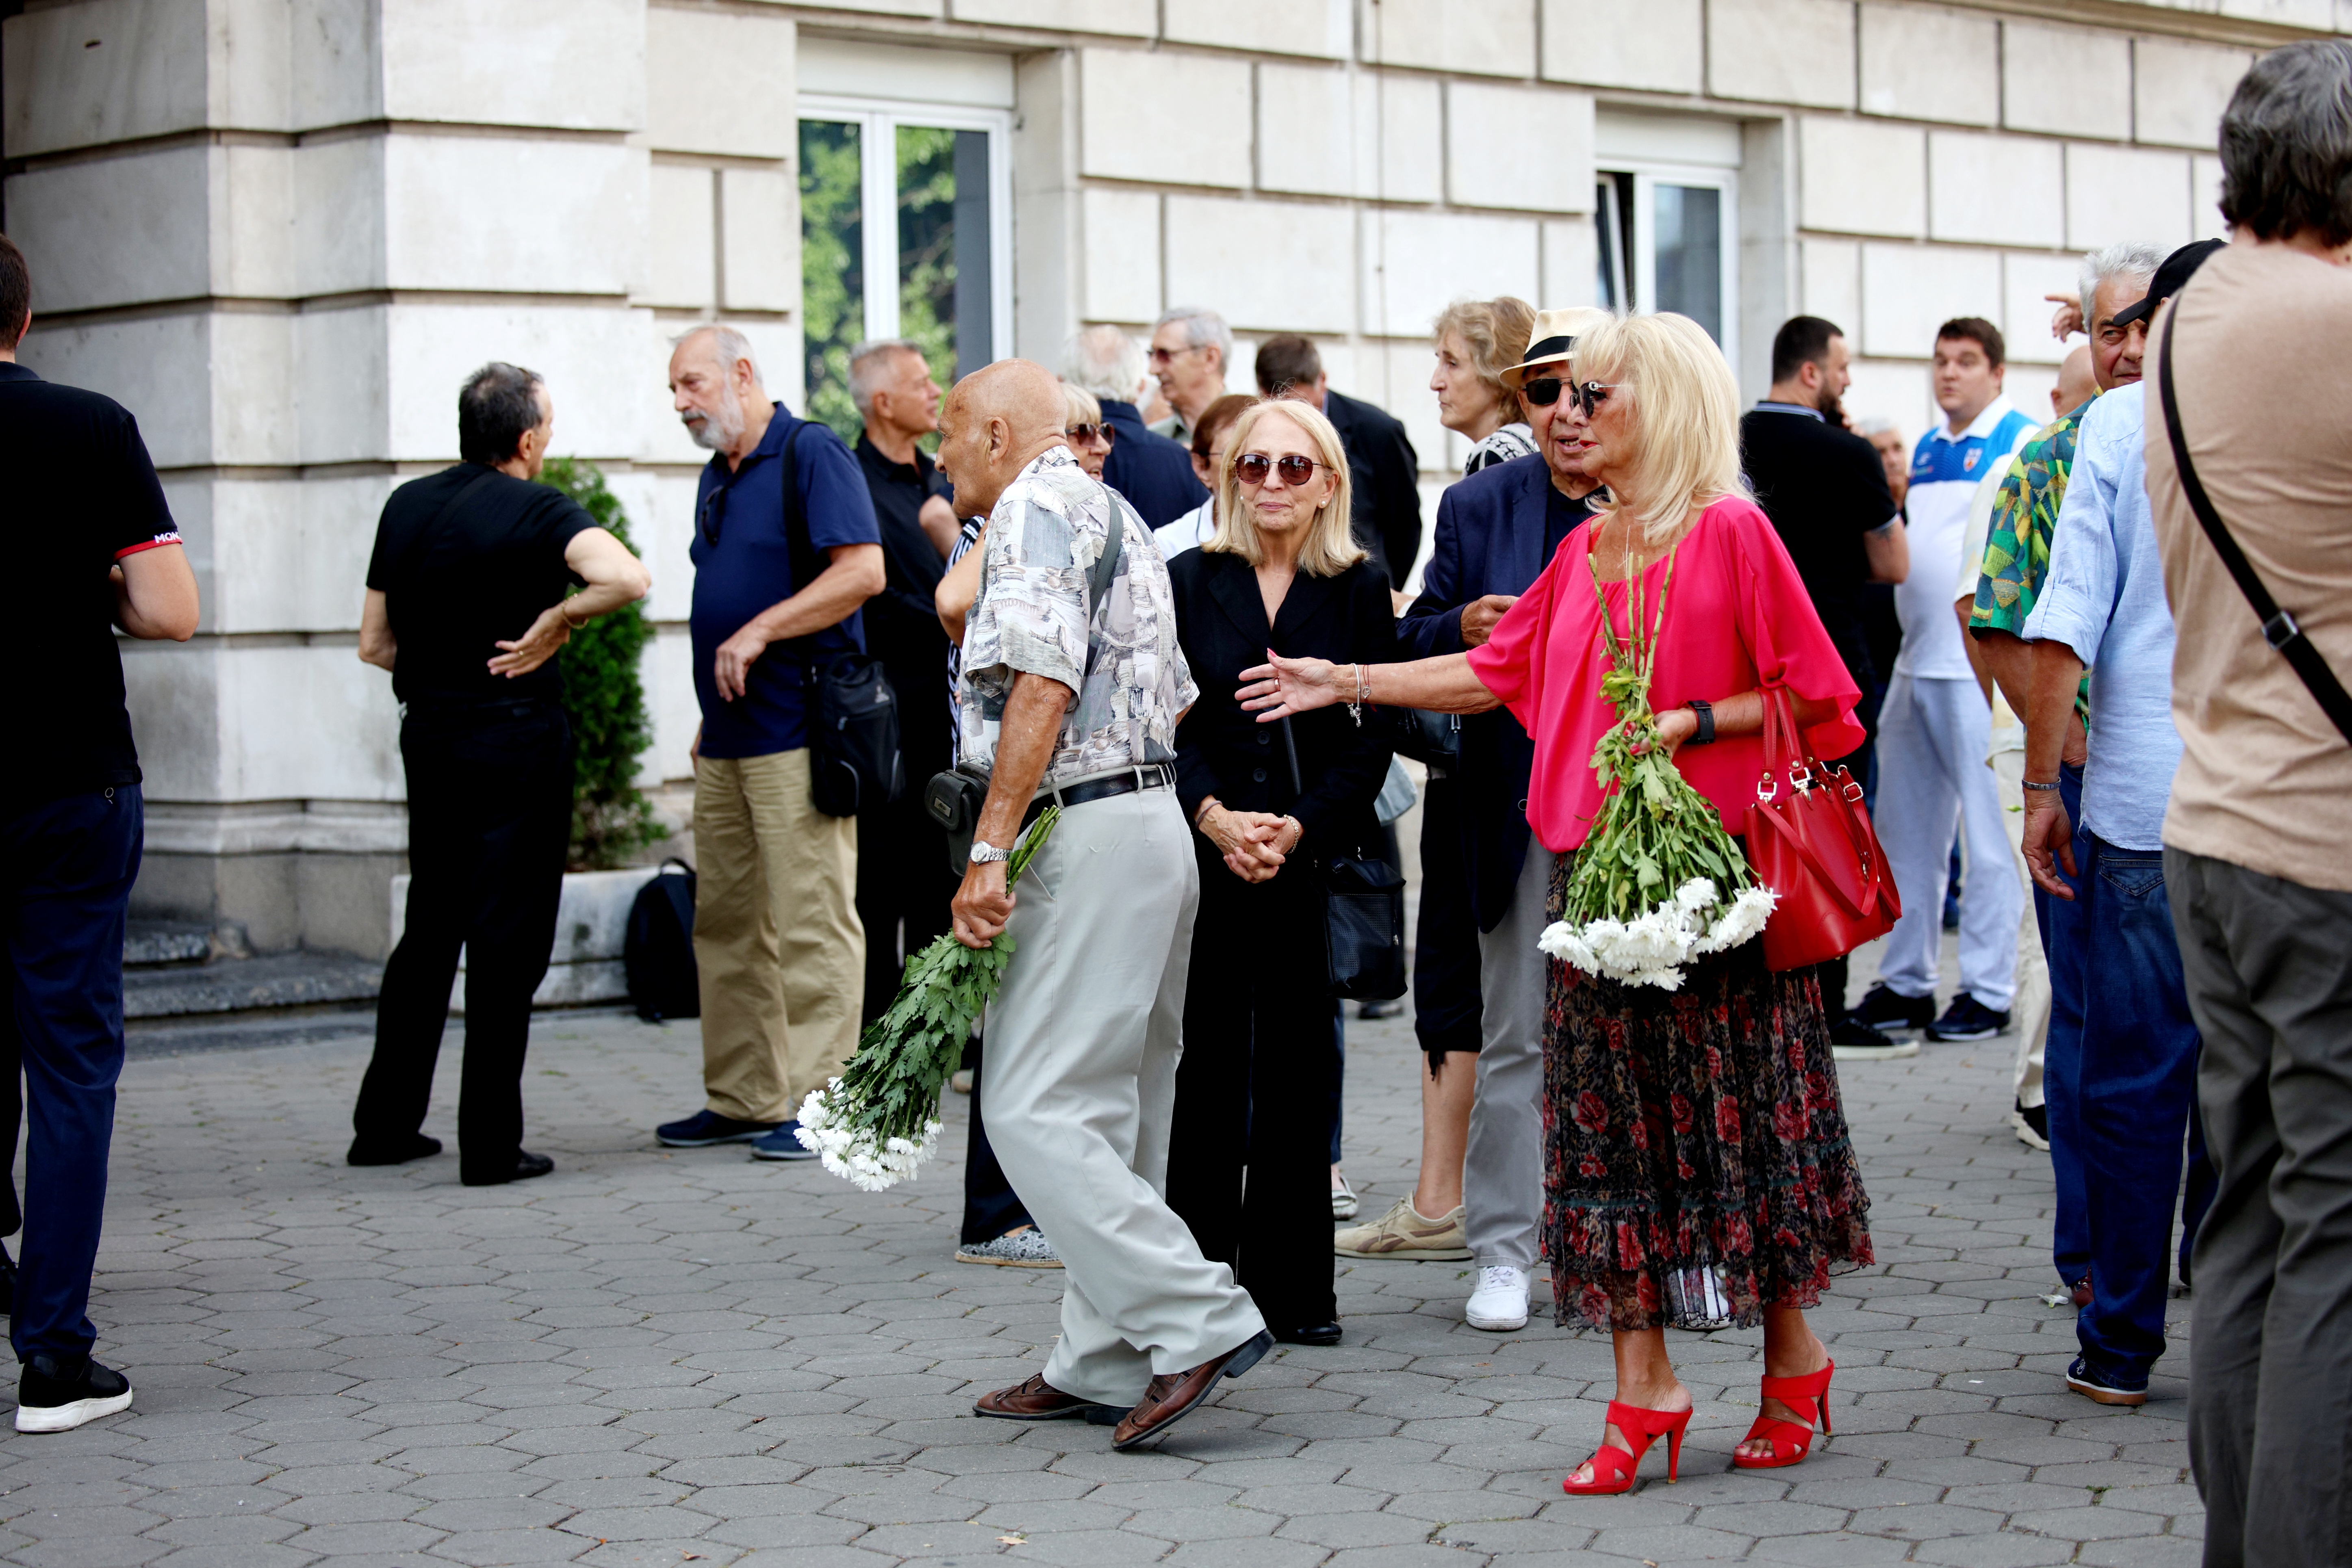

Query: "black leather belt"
left=1022, top=765, right=1173, bottom=829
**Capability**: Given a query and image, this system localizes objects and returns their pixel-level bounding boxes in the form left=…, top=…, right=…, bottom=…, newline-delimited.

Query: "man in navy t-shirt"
left=659, top=326, right=884, bottom=1162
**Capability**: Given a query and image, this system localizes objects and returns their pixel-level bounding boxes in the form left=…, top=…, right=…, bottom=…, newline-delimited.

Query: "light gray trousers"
left=2167, top=847, right=2352, bottom=1568
left=1466, top=846, right=1557, bottom=1273
left=981, top=789, right=1265, bottom=1406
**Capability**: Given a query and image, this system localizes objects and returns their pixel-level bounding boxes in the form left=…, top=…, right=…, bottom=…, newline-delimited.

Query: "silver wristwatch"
left=968, top=841, right=1012, bottom=865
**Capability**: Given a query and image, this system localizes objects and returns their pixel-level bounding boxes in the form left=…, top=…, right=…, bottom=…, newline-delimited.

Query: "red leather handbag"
left=1742, top=685, right=1901, bottom=972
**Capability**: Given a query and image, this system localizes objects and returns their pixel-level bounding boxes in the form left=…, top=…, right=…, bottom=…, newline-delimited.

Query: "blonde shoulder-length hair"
left=1571, top=312, right=1751, bottom=541
left=1206, top=399, right=1367, bottom=576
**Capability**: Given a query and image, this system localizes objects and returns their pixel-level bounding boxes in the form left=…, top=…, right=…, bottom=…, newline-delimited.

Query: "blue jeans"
left=1, top=786, right=141, bottom=1362
left=2074, top=829, right=2212, bottom=1383
left=2038, top=763, right=2091, bottom=1288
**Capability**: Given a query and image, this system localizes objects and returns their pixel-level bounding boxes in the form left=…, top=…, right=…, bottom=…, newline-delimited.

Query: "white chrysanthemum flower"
left=1695, top=884, right=1777, bottom=954
left=1674, top=877, right=1718, bottom=913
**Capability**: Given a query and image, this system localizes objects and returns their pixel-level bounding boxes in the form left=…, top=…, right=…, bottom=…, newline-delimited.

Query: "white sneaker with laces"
left=1465, top=1264, right=1530, bottom=1331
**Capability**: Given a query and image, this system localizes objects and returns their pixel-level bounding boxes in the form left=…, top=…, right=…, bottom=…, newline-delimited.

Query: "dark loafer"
left=1274, top=1323, right=1342, bottom=1347
left=347, top=1133, right=443, bottom=1167
left=462, top=1150, right=553, bottom=1187
left=974, top=1373, right=1120, bottom=1422
left=1111, top=1329, right=1274, bottom=1451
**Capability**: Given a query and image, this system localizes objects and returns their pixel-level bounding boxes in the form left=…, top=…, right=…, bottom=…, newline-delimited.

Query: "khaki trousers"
left=1993, top=748, right=2053, bottom=1108
left=982, top=789, right=1265, bottom=1405
left=692, top=749, right=864, bottom=1123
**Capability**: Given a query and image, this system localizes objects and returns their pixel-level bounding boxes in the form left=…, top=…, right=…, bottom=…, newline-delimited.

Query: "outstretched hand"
left=1238, top=650, right=1344, bottom=723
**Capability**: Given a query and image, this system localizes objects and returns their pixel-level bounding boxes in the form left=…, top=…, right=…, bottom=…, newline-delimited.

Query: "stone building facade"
left=0, top=0, right=2314, bottom=956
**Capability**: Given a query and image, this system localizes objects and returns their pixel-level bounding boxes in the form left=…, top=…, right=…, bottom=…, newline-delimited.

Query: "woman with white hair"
left=1241, top=314, right=1875, bottom=1488
left=1162, top=398, right=1397, bottom=1348
left=1059, top=382, right=1114, bottom=481
left=1430, top=296, right=1541, bottom=474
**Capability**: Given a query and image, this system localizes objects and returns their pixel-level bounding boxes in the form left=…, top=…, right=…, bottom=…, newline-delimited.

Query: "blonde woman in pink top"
left=1243, top=313, right=1875, bottom=1494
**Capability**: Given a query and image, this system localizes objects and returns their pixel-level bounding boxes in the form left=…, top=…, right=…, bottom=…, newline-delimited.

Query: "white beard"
left=685, top=396, right=742, bottom=453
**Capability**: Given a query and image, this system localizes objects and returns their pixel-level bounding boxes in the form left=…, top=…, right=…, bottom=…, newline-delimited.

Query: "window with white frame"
left=796, top=58, right=1013, bottom=443
left=1591, top=113, right=1743, bottom=356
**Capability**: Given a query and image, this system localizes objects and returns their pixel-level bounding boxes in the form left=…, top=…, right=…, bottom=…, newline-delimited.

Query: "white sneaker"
left=1465, top=1264, right=1530, bottom=1331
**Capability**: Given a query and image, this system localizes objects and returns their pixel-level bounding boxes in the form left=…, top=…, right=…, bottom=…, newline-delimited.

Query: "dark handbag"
left=2157, top=303, right=2352, bottom=745
left=1742, top=684, right=1900, bottom=972
left=774, top=419, right=905, bottom=816
left=920, top=496, right=1129, bottom=873
left=1280, top=719, right=1408, bottom=1000
left=623, top=859, right=699, bottom=1021
left=1373, top=705, right=1460, bottom=770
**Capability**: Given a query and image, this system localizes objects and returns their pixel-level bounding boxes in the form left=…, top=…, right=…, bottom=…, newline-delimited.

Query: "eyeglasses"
left=1524, top=378, right=1622, bottom=417
left=1148, top=344, right=1208, bottom=367
left=1234, top=452, right=1329, bottom=487
left=1064, top=423, right=1116, bottom=446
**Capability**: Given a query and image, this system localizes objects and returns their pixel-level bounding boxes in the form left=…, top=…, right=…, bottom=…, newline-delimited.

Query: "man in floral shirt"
left=937, top=359, right=1270, bottom=1452
left=1963, top=239, right=2159, bottom=1316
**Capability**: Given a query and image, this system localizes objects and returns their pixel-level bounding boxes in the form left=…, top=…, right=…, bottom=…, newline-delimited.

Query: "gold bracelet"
left=560, top=601, right=587, bottom=630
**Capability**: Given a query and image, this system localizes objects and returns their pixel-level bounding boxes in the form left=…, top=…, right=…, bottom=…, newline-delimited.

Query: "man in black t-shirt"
left=1, top=233, right=200, bottom=1431
left=351, top=363, right=650, bottom=1186
left=1740, top=315, right=1911, bottom=1057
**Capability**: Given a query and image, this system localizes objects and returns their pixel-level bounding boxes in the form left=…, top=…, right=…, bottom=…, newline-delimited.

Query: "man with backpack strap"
left=659, top=326, right=884, bottom=1164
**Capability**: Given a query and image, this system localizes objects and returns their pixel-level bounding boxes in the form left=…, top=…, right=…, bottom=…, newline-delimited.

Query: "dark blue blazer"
left=1398, top=452, right=1592, bottom=931
left=1099, top=398, right=1208, bottom=530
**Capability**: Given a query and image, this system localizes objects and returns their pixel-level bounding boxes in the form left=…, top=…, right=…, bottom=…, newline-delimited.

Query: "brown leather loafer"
left=1111, top=1329, right=1274, bottom=1451
left=973, top=1373, right=1116, bottom=1422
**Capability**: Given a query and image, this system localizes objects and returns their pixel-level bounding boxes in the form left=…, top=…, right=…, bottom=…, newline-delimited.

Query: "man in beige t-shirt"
left=2142, top=38, right=2352, bottom=1568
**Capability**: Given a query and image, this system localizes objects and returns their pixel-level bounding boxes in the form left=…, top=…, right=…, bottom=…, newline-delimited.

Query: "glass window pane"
left=895, top=126, right=994, bottom=400
left=1652, top=183, right=1722, bottom=345
left=1594, top=178, right=1627, bottom=311
left=799, top=118, right=864, bottom=442
left=950, top=129, right=993, bottom=379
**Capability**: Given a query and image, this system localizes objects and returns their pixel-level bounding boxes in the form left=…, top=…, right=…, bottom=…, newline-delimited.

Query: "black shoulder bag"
left=772, top=420, right=905, bottom=816
left=1279, top=718, right=1408, bottom=1002
left=920, top=507, right=1128, bottom=874
left=2157, top=303, right=2352, bottom=745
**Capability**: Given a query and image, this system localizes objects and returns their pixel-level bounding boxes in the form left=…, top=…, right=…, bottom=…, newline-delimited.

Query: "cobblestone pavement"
left=9, top=956, right=2200, bottom=1568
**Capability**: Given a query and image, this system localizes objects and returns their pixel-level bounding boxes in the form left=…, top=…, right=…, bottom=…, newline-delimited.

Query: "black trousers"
left=1413, top=776, right=1484, bottom=1061
left=1, top=785, right=140, bottom=1361
left=957, top=1031, right=1034, bottom=1245
left=353, top=700, right=573, bottom=1181
left=1167, top=849, right=1339, bottom=1329
left=855, top=795, right=959, bottom=1025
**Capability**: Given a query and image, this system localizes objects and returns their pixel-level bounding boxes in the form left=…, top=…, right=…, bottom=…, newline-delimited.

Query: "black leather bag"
left=1276, top=718, right=1408, bottom=1000
left=623, top=860, right=699, bottom=1021
left=1322, top=854, right=1408, bottom=1000
left=769, top=419, right=905, bottom=817
left=922, top=499, right=1128, bottom=871
left=1373, top=706, right=1460, bottom=770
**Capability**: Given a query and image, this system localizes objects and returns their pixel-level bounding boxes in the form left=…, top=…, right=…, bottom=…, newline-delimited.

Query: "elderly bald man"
left=936, top=359, right=1271, bottom=1451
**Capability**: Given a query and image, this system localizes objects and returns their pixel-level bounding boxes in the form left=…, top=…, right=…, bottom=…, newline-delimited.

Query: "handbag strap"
left=2158, top=302, right=2352, bottom=745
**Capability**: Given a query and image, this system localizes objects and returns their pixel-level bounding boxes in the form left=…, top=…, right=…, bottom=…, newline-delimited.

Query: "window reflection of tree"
left=799, top=119, right=864, bottom=443
left=896, top=124, right=959, bottom=451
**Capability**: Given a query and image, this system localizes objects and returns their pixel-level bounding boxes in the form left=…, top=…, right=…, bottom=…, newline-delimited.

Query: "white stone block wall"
left=2, top=0, right=2331, bottom=956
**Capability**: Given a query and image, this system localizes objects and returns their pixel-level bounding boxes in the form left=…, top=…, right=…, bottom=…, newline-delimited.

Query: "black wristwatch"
left=1686, top=699, right=1715, bottom=746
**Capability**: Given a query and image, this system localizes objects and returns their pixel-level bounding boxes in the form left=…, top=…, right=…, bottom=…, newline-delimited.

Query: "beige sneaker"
left=1333, top=1198, right=1472, bottom=1260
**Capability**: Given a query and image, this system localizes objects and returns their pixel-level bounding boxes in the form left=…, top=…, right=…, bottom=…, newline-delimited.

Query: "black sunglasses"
left=1523, top=378, right=1620, bottom=416
left=698, top=483, right=729, bottom=546
left=1234, top=452, right=1329, bottom=487
left=1064, top=423, right=1117, bottom=445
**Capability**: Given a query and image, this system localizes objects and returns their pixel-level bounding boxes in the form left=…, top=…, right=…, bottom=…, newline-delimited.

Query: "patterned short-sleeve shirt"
left=957, top=446, right=1198, bottom=787
left=1968, top=401, right=2093, bottom=724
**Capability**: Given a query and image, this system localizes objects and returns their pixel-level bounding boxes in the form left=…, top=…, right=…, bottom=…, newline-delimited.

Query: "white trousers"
left=1873, top=672, right=2023, bottom=1009
left=1464, top=845, right=1557, bottom=1273
left=1992, top=749, right=2053, bottom=1106
left=981, top=789, right=1265, bottom=1405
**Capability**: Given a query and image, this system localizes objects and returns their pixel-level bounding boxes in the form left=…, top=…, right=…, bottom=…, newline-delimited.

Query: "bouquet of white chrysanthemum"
left=794, top=806, right=1061, bottom=1190
left=1538, top=550, right=1775, bottom=991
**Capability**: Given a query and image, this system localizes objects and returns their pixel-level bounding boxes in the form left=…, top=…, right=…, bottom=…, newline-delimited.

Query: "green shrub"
left=539, top=456, right=666, bottom=870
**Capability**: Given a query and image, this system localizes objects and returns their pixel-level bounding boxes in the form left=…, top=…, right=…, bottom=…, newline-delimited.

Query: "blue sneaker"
left=656, top=1109, right=778, bottom=1147
left=750, top=1123, right=819, bottom=1161
left=2066, top=1356, right=2148, bottom=1406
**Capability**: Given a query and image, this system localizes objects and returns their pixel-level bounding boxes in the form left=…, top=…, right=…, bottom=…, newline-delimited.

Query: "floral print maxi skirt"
left=1541, top=857, right=1875, bottom=1332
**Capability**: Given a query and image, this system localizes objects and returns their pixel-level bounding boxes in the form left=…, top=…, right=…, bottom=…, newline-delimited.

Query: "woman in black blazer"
left=1165, top=398, right=1397, bottom=1346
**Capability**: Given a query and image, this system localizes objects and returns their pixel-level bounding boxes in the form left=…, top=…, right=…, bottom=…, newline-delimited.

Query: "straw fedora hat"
left=1501, top=306, right=1616, bottom=390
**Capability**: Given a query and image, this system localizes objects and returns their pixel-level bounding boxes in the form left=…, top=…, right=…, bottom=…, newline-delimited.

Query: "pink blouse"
left=1464, top=494, right=1866, bottom=855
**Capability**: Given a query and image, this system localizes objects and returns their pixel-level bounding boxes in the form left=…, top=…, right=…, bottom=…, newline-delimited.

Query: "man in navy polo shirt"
left=657, top=326, right=884, bottom=1163
left=1853, top=317, right=2037, bottom=1047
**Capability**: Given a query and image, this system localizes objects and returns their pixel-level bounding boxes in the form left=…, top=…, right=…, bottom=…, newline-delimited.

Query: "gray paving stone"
left=37, top=949, right=2211, bottom=1566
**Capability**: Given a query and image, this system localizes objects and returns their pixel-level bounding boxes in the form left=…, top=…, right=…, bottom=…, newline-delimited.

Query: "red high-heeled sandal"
left=1561, top=1400, right=1694, bottom=1495
left=1731, top=1360, right=1835, bottom=1469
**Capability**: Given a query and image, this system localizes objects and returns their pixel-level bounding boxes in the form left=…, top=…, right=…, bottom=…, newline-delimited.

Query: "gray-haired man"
left=1063, top=324, right=1205, bottom=529
left=1148, top=305, right=1235, bottom=447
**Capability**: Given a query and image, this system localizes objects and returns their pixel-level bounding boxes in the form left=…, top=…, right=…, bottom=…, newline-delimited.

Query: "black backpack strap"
left=2157, top=304, right=2352, bottom=746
